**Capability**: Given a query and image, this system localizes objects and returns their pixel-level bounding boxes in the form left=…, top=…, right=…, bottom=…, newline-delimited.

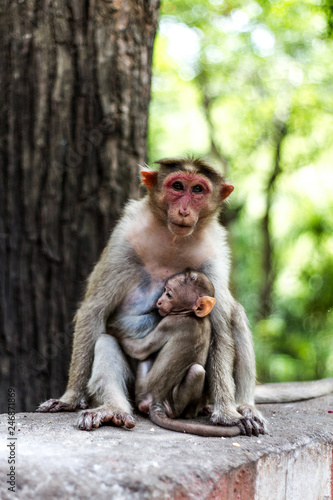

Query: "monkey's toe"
left=78, top=411, right=94, bottom=430
left=36, top=399, right=73, bottom=413
left=49, top=402, right=76, bottom=412
left=120, top=413, right=136, bottom=429
left=78, top=408, right=135, bottom=431
left=104, top=411, right=135, bottom=429
left=78, top=398, right=88, bottom=410
left=236, top=417, right=262, bottom=437
left=36, top=399, right=58, bottom=412
left=37, top=397, right=87, bottom=413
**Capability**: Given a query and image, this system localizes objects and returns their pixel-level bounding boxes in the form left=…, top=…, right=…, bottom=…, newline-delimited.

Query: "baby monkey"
left=119, top=269, right=241, bottom=437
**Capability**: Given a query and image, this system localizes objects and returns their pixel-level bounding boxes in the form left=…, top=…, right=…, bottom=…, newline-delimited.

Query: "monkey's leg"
left=135, top=359, right=154, bottom=414
left=231, top=302, right=266, bottom=436
left=78, top=334, right=135, bottom=431
left=172, top=364, right=206, bottom=418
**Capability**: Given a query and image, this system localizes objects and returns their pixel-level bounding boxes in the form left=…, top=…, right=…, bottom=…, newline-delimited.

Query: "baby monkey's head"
left=157, top=269, right=216, bottom=318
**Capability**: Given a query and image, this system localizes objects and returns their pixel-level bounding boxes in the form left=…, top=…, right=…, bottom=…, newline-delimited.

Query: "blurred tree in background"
left=148, top=0, right=333, bottom=383
left=0, top=0, right=159, bottom=411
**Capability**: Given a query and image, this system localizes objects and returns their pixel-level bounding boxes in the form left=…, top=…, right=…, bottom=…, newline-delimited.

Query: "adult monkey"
left=38, top=156, right=333, bottom=434
left=37, top=156, right=264, bottom=434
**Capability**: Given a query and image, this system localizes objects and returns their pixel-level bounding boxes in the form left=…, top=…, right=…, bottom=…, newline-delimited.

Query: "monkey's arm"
left=121, top=321, right=172, bottom=360
left=202, top=254, right=265, bottom=436
left=37, top=210, right=142, bottom=412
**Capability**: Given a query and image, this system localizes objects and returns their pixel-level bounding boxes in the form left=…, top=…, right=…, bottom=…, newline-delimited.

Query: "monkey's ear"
left=220, top=183, right=234, bottom=200
left=194, top=296, right=216, bottom=318
left=141, top=170, right=158, bottom=190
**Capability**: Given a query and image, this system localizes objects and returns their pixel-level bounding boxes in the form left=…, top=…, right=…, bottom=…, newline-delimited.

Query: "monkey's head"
left=157, top=269, right=216, bottom=318
left=141, top=157, right=234, bottom=237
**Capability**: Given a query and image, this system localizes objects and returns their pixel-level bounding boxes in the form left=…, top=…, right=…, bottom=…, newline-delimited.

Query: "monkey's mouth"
left=157, top=308, right=168, bottom=317
left=168, top=221, right=196, bottom=237
left=170, top=221, right=194, bottom=229
left=167, top=219, right=196, bottom=237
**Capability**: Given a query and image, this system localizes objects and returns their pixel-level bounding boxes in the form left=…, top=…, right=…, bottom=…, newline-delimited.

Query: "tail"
left=150, top=407, right=241, bottom=437
left=255, top=378, right=333, bottom=404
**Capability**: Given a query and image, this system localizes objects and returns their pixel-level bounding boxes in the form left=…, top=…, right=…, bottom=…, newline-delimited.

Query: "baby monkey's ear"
left=194, top=297, right=216, bottom=318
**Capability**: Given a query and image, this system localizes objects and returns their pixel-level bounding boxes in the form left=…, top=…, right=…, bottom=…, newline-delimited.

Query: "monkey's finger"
left=110, top=412, right=135, bottom=428
left=49, top=402, right=73, bottom=412
left=79, top=398, right=88, bottom=410
left=111, top=413, right=124, bottom=426
left=253, top=416, right=267, bottom=435
left=36, top=399, right=60, bottom=412
left=249, top=419, right=260, bottom=437
left=123, top=414, right=135, bottom=429
left=92, top=413, right=103, bottom=428
left=242, top=417, right=262, bottom=437
left=78, top=411, right=93, bottom=431
left=243, top=419, right=254, bottom=437
left=237, top=417, right=259, bottom=436
left=236, top=421, right=247, bottom=435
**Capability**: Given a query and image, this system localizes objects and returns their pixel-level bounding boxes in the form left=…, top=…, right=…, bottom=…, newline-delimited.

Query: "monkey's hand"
left=211, top=404, right=266, bottom=437
left=77, top=406, right=135, bottom=431
left=36, top=391, right=88, bottom=413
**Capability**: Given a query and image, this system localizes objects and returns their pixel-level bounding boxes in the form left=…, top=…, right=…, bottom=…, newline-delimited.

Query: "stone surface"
left=1, top=395, right=333, bottom=499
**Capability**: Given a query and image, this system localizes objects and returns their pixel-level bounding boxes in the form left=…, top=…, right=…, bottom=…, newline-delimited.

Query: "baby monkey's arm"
left=121, top=322, right=171, bottom=360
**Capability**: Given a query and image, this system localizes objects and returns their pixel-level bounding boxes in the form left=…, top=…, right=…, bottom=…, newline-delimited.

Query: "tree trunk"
left=0, top=0, right=159, bottom=411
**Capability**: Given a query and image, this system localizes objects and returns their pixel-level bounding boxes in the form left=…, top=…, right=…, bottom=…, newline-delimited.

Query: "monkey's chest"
left=128, top=222, right=216, bottom=281
left=108, top=274, right=164, bottom=339
left=136, top=244, right=215, bottom=282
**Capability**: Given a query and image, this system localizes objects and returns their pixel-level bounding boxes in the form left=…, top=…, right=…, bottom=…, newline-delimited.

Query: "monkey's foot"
left=78, top=407, right=136, bottom=431
left=237, top=405, right=267, bottom=436
left=36, top=397, right=88, bottom=413
left=210, top=405, right=266, bottom=437
left=138, top=394, right=153, bottom=415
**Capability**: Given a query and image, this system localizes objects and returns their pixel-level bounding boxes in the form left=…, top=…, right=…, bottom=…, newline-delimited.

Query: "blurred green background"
left=147, top=0, right=333, bottom=384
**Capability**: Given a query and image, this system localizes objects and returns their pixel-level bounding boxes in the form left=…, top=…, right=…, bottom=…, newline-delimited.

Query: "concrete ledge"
left=1, top=395, right=332, bottom=499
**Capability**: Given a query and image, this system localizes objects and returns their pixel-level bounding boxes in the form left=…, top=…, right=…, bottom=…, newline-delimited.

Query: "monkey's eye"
left=172, top=181, right=184, bottom=191
left=192, top=185, right=203, bottom=193
left=166, top=291, right=173, bottom=299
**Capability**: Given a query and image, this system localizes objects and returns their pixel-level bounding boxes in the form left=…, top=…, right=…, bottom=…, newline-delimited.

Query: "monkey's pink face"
left=162, top=173, right=213, bottom=236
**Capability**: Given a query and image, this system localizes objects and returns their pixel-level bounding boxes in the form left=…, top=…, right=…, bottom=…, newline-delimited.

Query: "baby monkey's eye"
left=166, top=291, right=173, bottom=299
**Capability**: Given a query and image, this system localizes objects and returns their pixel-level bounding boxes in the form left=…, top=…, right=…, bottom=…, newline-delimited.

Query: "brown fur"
left=117, top=270, right=244, bottom=437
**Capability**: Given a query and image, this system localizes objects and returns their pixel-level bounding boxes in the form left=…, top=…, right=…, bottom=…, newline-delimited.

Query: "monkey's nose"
left=179, top=208, right=190, bottom=217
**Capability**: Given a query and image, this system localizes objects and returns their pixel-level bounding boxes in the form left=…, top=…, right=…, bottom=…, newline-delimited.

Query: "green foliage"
left=148, top=0, right=333, bottom=382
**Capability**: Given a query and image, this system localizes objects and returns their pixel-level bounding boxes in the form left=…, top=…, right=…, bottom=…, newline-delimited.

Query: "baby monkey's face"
left=156, top=276, right=197, bottom=317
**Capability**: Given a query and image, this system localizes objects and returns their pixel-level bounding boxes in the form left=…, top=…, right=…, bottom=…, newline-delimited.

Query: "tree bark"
left=0, top=0, right=159, bottom=411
